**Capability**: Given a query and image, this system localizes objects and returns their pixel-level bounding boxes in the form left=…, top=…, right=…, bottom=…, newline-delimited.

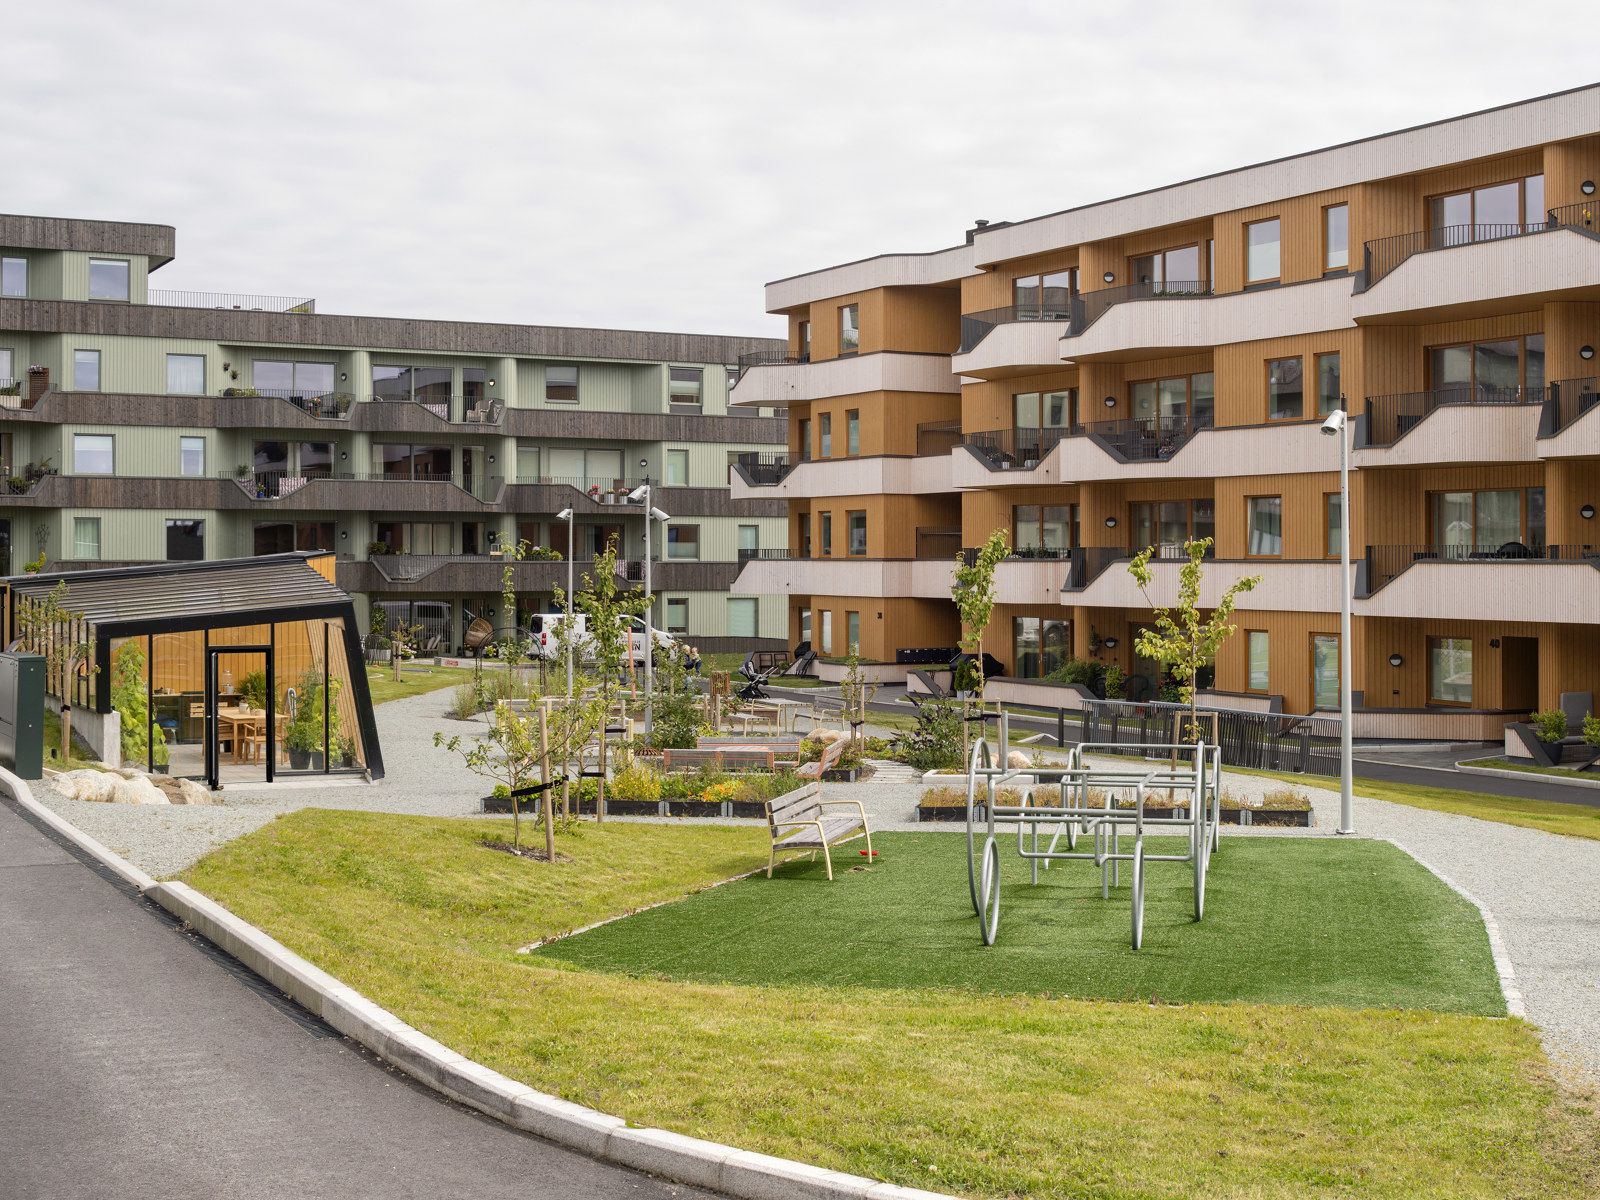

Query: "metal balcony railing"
left=916, top=418, right=963, bottom=457
left=1360, top=542, right=1600, bottom=595
left=1076, top=410, right=1214, bottom=462
left=365, top=393, right=503, bottom=423
left=1062, top=541, right=1211, bottom=591
left=915, top=528, right=962, bottom=560
left=149, top=289, right=315, bottom=313
left=512, top=476, right=649, bottom=502
left=958, top=281, right=1213, bottom=353
left=225, top=471, right=503, bottom=500
left=0, top=377, right=18, bottom=398
left=737, top=349, right=809, bottom=370
left=730, top=452, right=792, bottom=486
left=1359, top=205, right=1600, bottom=290
left=220, top=387, right=354, bottom=419
left=1361, top=377, right=1600, bottom=446
left=1543, top=376, right=1600, bottom=437
left=963, top=426, right=1072, bottom=470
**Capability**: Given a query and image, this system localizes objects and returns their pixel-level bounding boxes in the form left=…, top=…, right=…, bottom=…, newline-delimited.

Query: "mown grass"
left=183, top=810, right=1598, bottom=1199
left=364, top=664, right=483, bottom=706
left=1463, top=756, right=1600, bottom=781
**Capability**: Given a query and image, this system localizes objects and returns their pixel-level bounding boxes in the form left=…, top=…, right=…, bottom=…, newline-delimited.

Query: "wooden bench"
left=660, top=747, right=775, bottom=772
left=794, top=735, right=847, bottom=781
left=765, top=781, right=872, bottom=880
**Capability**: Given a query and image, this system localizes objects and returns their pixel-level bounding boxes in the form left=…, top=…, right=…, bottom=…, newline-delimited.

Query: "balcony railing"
left=1076, top=410, right=1214, bottom=462
left=513, top=475, right=649, bottom=501
left=366, top=394, right=503, bottom=424
left=149, top=289, right=315, bottom=313
left=1360, top=542, right=1600, bottom=595
left=1062, top=541, right=1212, bottom=591
left=0, top=377, right=17, bottom=398
left=225, top=471, right=502, bottom=500
left=916, top=527, right=962, bottom=560
left=963, top=426, right=1073, bottom=470
left=730, top=452, right=793, bottom=486
left=958, top=282, right=1213, bottom=353
left=916, top=418, right=963, bottom=457
left=221, top=387, right=354, bottom=419
left=737, top=349, right=809, bottom=370
left=1359, top=205, right=1600, bottom=290
left=1361, top=377, right=1598, bottom=446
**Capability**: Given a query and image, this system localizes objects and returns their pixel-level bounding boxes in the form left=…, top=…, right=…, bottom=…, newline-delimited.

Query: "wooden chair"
left=794, top=736, right=847, bottom=781
left=764, top=781, right=872, bottom=880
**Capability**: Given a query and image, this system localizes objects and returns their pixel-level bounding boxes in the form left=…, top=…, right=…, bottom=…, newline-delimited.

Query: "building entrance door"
left=1501, top=637, right=1539, bottom=712
left=206, top=645, right=274, bottom=790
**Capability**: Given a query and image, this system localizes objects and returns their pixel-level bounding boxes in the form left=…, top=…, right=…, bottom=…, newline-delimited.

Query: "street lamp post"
left=556, top=507, right=574, bottom=699
left=627, top=484, right=670, bottom=736
left=1320, top=404, right=1354, bottom=835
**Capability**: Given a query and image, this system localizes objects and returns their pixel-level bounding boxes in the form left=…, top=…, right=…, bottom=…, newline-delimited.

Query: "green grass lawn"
left=1462, top=756, right=1600, bottom=781
left=364, top=664, right=483, bottom=706
left=181, top=810, right=1597, bottom=1199
left=532, top=832, right=1503, bottom=1013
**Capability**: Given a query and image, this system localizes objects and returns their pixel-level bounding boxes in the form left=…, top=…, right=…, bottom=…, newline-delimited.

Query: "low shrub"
left=611, top=761, right=664, bottom=804
left=1260, top=786, right=1312, bottom=811
left=1044, top=657, right=1105, bottom=690
left=893, top=697, right=964, bottom=771
left=1584, top=713, right=1600, bottom=748
left=1530, top=708, right=1569, bottom=744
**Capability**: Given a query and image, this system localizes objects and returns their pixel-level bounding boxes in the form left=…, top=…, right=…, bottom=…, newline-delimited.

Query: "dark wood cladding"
left=0, top=215, right=176, bottom=268
left=501, top=409, right=785, bottom=443
left=10, top=391, right=347, bottom=432
left=336, top=560, right=742, bottom=594
left=0, top=297, right=783, bottom=365
left=503, top=484, right=784, bottom=518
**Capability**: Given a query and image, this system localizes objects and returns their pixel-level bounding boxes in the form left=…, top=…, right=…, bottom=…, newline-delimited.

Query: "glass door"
left=206, top=646, right=274, bottom=789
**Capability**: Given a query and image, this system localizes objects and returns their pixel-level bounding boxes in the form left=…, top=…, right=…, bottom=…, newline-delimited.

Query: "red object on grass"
left=860, top=850, right=878, bottom=856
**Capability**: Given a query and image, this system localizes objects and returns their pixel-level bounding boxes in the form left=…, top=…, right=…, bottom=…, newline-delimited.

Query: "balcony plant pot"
left=287, top=748, right=311, bottom=770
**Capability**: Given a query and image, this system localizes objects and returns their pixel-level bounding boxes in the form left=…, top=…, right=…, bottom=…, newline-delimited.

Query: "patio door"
left=206, top=645, right=275, bottom=790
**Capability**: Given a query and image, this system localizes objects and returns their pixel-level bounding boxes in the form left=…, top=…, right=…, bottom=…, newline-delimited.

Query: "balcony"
left=736, top=349, right=808, bottom=375
left=1360, top=543, right=1600, bottom=593
left=225, top=471, right=504, bottom=504
left=1359, top=203, right=1600, bottom=291
left=148, top=289, right=315, bottom=313
left=365, top=394, right=504, bottom=426
left=729, top=350, right=958, bottom=407
left=915, top=528, right=962, bottom=560
left=964, top=426, right=1072, bottom=471
left=729, top=454, right=951, bottom=500
left=729, top=453, right=793, bottom=486
left=219, top=387, right=353, bottom=420
left=1356, top=543, right=1600, bottom=623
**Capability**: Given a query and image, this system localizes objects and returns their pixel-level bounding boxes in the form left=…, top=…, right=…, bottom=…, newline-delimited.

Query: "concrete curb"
left=0, top=767, right=951, bottom=1200
left=1381, top=836, right=1526, bottom=1020
left=1455, top=756, right=1600, bottom=791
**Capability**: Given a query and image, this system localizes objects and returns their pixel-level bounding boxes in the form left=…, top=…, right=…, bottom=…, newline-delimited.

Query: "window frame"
left=1425, top=333, right=1544, bottom=396
left=838, top=304, right=860, bottom=356
left=1427, top=635, right=1473, bottom=706
left=87, top=258, right=131, bottom=302
left=819, top=412, right=832, bottom=458
left=1246, top=630, right=1270, bottom=693
left=1428, top=487, right=1543, bottom=552
left=73, top=433, right=114, bottom=476
left=665, top=596, right=689, bottom=635
left=665, top=523, right=701, bottom=561
left=166, top=353, right=205, bottom=396
left=1245, top=217, right=1282, bottom=286
left=544, top=364, right=579, bottom=404
left=1, top=256, right=26, bottom=298
left=1266, top=356, right=1305, bottom=422
left=1324, top=492, right=1343, bottom=558
left=72, top=516, right=100, bottom=560
left=846, top=611, right=860, bottom=655
left=846, top=510, right=867, bottom=557
left=665, top=448, right=689, bottom=486
left=1315, top=351, right=1342, bottom=417
left=819, top=511, right=832, bottom=556
left=1426, top=174, right=1545, bottom=236
left=727, top=596, right=758, bottom=639
left=73, top=349, right=102, bottom=392
left=668, top=367, right=703, bottom=407
left=846, top=409, right=860, bottom=456
left=1245, top=495, right=1283, bottom=558
left=179, top=436, right=206, bottom=478
left=1323, top=203, right=1349, bottom=274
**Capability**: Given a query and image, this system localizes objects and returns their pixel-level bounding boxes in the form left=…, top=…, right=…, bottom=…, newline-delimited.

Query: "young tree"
left=1127, top=537, right=1261, bottom=744
left=434, top=702, right=547, bottom=852
left=573, top=536, right=652, bottom=823
left=951, top=530, right=1009, bottom=757
left=15, top=580, right=92, bottom=762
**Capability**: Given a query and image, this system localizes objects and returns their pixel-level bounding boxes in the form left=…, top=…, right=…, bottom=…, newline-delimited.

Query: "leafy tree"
left=952, top=530, right=1009, bottom=693
left=1126, top=537, right=1261, bottom=743
left=647, top=641, right=700, bottom=749
left=573, top=537, right=651, bottom=822
left=435, top=702, right=549, bottom=853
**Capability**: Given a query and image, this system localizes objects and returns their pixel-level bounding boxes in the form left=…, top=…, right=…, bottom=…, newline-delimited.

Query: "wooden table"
left=216, top=709, right=286, bottom=763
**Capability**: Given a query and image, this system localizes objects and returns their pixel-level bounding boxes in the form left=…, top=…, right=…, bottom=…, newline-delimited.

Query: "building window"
left=2, top=257, right=25, bottom=297
left=820, top=511, right=832, bottom=556
left=797, top=418, right=811, bottom=462
left=1316, top=352, right=1341, bottom=416
left=0, top=349, right=11, bottom=391
left=1247, top=631, right=1269, bottom=692
left=1129, top=500, right=1210, bottom=553
left=669, top=367, right=703, bottom=406
left=665, top=597, right=689, bottom=634
left=1324, top=204, right=1349, bottom=272
left=727, top=597, right=757, bottom=638
left=73, top=517, right=100, bottom=560
left=798, top=320, right=811, bottom=361
left=1013, top=505, right=1076, bottom=552
left=799, top=607, right=812, bottom=646
left=1267, top=357, right=1303, bottom=420
left=73, top=434, right=114, bottom=475
left=166, top=519, right=205, bottom=561
left=88, top=259, right=130, bottom=301
left=847, top=510, right=866, bottom=556
left=821, top=610, right=833, bottom=654
left=1013, top=269, right=1077, bottom=318
left=372, top=521, right=451, bottom=555
left=798, top=512, right=811, bottom=558
left=1131, top=246, right=1202, bottom=289
left=1432, top=488, right=1544, bottom=553
left=261, top=360, right=336, bottom=399
left=666, top=449, right=689, bottom=485
left=846, top=611, right=860, bottom=655
left=1429, top=334, right=1544, bottom=397
left=73, top=349, right=101, bottom=391
left=666, top=524, right=699, bottom=559
left=839, top=304, right=859, bottom=355
left=544, top=365, right=578, bottom=403
left=1312, top=634, right=1340, bottom=709
left=180, top=436, right=205, bottom=477
left=1013, top=616, right=1070, bottom=679
left=253, top=521, right=336, bottom=555
left=738, top=524, right=759, bottom=561
left=846, top=409, right=860, bottom=455
left=299, top=442, right=334, bottom=478
left=1325, top=493, right=1343, bottom=557
left=1015, top=389, right=1077, bottom=431
left=1246, top=218, right=1281, bottom=284
left=1247, top=496, right=1282, bottom=556
left=1429, top=175, right=1544, bottom=240
left=819, top=413, right=832, bottom=457
left=167, top=354, right=205, bottom=395
left=1429, top=637, right=1472, bottom=705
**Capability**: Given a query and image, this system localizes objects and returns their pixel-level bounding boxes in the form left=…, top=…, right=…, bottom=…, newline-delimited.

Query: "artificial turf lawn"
left=533, top=831, right=1503, bottom=1013
left=183, top=810, right=1598, bottom=1199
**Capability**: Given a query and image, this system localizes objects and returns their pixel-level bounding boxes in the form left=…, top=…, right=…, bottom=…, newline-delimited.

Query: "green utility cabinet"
left=0, top=652, right=46, bottom=779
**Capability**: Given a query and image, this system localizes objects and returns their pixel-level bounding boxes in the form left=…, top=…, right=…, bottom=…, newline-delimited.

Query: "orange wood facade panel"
left=791, top=595, right=957, bottom=662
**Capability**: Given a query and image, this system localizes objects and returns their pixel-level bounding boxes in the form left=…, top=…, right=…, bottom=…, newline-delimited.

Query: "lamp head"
left=1320, top=410, right=1347, bottom=436
left=627, top=483, right=649, bottom=502
left=556, top=507, right=573, bottom=521
left=650, top=507, right=671, bottom=523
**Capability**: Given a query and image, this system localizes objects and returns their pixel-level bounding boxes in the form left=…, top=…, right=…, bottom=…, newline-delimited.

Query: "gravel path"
left=31, top=698, right=1600, bottom=1091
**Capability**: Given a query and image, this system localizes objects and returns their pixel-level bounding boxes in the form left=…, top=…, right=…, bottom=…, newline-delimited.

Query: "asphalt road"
left=0, top=799, right=711, bottom=1200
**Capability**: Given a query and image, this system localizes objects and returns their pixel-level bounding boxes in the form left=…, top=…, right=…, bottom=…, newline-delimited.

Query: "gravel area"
left=30, top=698, right=1600, bottom=1091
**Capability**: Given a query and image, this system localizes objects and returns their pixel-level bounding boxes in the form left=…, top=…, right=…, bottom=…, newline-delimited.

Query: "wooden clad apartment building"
left=730, top=85, right=1600, bottom=740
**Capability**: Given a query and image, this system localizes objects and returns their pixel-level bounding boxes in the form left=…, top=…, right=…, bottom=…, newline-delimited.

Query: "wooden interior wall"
left=1213, top=471, right=1340, bottom=559
left=796, top=595, right=958, bottom=660
left=882, top=286, right=962, bottom=354
left=1215, top=329, right=1361, bottom=426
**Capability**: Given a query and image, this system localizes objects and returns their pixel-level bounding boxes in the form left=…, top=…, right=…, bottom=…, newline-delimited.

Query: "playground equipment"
left=964, top=712, right=1221, bottom=949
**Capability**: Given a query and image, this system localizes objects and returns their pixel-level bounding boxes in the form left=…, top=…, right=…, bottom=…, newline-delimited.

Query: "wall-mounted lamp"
left=639, top=458, right=649, bottom=469
left=1103, top=395, right=1117, bottom=408
left=1388, top=653, right=1403, bottom=667
left=1582, top=504, right=1596, bottom=520
left=487, top=453, right=495, bottom=464
left=340, top=371, right=348, bottom=381
left=339, top=450, right=348, bottom=461
left=340, top=530, right=348, bottom=540
left=1584, top=180, right=1596, bottom=196
left=1103, top=637, right=1118, bottom=649
left=1583, top=346, right=1596, bottom=360
left=1104, top=516, right=1118, bottom=528
left=1102, top=271, right=1115, bottom=284
left=487, top=379, right=495, bottom=387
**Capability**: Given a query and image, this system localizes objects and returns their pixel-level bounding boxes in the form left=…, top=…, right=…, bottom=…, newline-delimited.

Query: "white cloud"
left=2, top=0, right=1594, bottom=336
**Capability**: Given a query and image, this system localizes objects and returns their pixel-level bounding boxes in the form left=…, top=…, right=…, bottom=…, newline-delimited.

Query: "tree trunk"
left=539, top=708, right=554, bottom=862
left=596, top=682, right=608, bottom=824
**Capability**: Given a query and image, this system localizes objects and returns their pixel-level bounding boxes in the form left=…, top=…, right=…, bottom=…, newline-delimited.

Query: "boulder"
left=58, top=769, right=116, bottom=803
left=810, top=729, right=848, bottom=746
left=121, top=775, right=170, bottom=805
left=1007, top=750, right=1033, bottom=769
left=154, top=776, right=213, bottom=805
left=177, top=778, right=214, bottom=806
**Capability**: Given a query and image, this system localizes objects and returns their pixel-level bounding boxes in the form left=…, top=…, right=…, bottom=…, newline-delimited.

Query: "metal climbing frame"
left=964, top=712, right=1222, bottom=949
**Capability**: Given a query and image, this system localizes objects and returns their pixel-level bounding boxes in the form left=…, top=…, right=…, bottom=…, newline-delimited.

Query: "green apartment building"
left=0, top=213, right=789, bottom=652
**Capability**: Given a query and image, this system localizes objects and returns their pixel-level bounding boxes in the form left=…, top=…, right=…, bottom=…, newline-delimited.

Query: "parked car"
left=527, top=613, right=676, bottom=666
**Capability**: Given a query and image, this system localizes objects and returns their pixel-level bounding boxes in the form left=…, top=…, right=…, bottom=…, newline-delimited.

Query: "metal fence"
left=1081, top=698, right=1340, bottom=777
left=149, top=289, right=315, bottom=313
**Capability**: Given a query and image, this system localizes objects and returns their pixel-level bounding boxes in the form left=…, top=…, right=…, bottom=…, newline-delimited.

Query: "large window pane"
left=1474, top=340, right=1520, bottom=394
left=1013, top=617, right=1041, bottom=680
left=1246, top=218, right=1281, bottom=282
left=1164, top=245, right=1199, bottom=285
left=666, top=448, right=688, bottom=485
left=1043, top=390, right=1073, bottom=428
left=74, top=349, right=101, bottom=391
left=1527, top=487, right=1546, bottom=552
left=1316, top=352, right=1341, bottom=416
left=1041, top=505, right=1073, bottom=550
left=1248, top=631, right=1269, bottom=691
left=1267, top=358, right=1303, bottom=420
left=545, top=365, right=578, bottom=402
left=1434, top=492, right=1474, bottom=552
left=666, top=525, right=699, bottom=559
left=1325, top=204, right=1349, bottom=270
left=1, top=256, right=25, bottom=297
left=73, top=434, right=114, bottom=474
left=1525, top=175, right=1545, bottom=225
left=88, top=259, right=129, bottom=301
left=1525, top=334, right=1545, bottom=393
left=1042, top=619, right=1069, bottom=677
left=1312, top=635, right=1340, bottom=708
left=1191, top=373, right=1215, bottom=427
left=1014, top=392, right=1040, bottom=428
left=295, top=363, right=335, bottom=395
left=372, top=365, right=411, bottom=400
left=1326, top=493, right=1343, bottom=557
left=821, top=610, right=832, bottom=654
left=167, top=354, right=204, bottom=395
left=299, top=442, right=333, bottom=478
left=1431, top=344, right=1473, bottom=390
left=728, top=597, right=757, bottom=638
left=1192, top=498, right=1215, bottom=544
left=180, top=437, right=205, bottom=477
left=1014, top=505, right=1041, bottom=548
left=256, top=360, right=295, bottom=392
left=1474, top=181, right=1520, bottom=228
left=1157, top=378, right=1187, bottom=422
left=1430, top=637, right=1472, bottom=704
left=1247, top=496, right=1282, bottom=556
left=413, top=445, right=451, bottom=479
left=1040, top=270, right=1075, bottom=318
left=1130, top=380, right=1158, bottom=422
left=1158, top=501, right=1189, bottom=549
left=820, top=413, right=832, bottom=457
left=848, top=511, right=867, bottom=556
left=668, top=368, right=702, bottom=405
left=847, top=611, right=860, bottom=654
left=839, top=304, right=860, bottom=354
left=1475, top=489, right=1522, bottom=549
left=73, top=517, right=100, bottom=559
left=1013, top=276, right=1040, bottom=316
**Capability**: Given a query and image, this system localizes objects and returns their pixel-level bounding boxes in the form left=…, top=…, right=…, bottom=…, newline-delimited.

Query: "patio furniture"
left=764, top=781, right=872, bottom=880
left=661, top=747, right=775, bottom=772
left=794, top=736, right=847, bottom=781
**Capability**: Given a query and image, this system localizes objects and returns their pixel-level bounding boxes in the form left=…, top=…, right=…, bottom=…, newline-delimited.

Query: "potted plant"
left=337, top=734, right=358, bottom=769
left=235, top=463, right=252, bottom=479
left=367, top=540, right=389, bottom=556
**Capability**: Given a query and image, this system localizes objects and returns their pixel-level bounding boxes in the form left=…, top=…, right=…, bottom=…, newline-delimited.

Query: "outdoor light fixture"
left=340, top=530, right=348, bottom=540
left=1389, top=653, right=1403, bottom=667
left=339, top=450, right=348, bottom=460
left=1583, top=346, right=1596, bottom=360
left=639, top=458, right=648, bottom=469
left=1322, top=405, right=1354, bottom=835
left=1585, top=180, right=1596, bottom=195
left=1582, top=504, right=1596, bottom=519
left=1103, top=395, right=1117, bottom=408
left=628, top=483, right=649, bottom=502
left=487, top=379, right=495, bottom=387
left=1102, top=271, right=1115, bottom=284
left=487, top=454, right=495, bottom=463
left=1104, top=516, right=1117, bottom=528
left=340, top=371, right=348, bottom=381
left=1103, top=637, right=1118, bottom=649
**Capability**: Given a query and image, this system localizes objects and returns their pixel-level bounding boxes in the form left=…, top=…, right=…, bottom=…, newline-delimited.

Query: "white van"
left=527, top=613, right=676, bottom=666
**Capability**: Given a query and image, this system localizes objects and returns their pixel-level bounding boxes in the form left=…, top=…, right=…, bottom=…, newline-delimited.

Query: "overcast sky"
left=5, top=1, right=1597, bottom=338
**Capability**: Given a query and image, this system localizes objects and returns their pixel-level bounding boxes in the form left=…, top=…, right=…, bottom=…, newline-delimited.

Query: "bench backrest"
left=767, top=781, right=822, bottom=830
left=816, top=736, right=847, bottom=773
